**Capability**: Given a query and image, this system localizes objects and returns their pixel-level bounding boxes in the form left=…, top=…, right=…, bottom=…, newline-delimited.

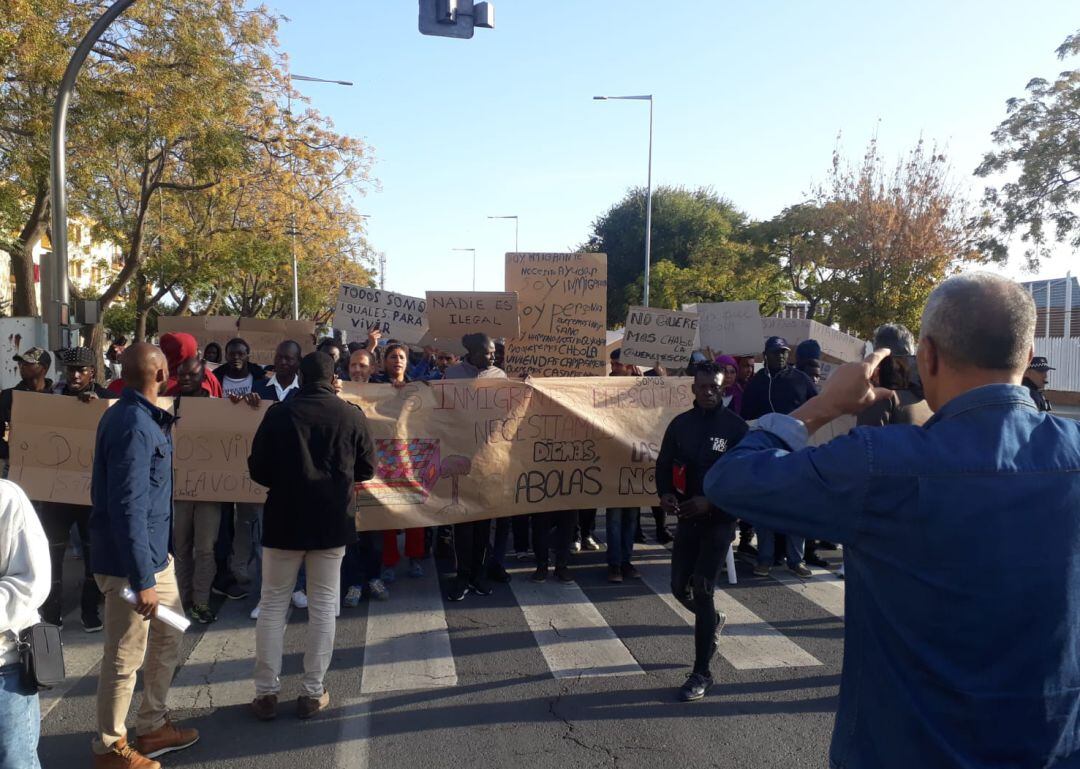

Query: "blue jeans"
left=0, top=664, right=41, bottom=769
left=605, top=508, right=637, bottom=567
left=756, top=526, right=804, bottom=568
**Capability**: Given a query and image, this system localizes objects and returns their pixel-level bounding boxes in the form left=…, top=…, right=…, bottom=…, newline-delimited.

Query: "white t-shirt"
left=221, top=373, right=254, bottom=397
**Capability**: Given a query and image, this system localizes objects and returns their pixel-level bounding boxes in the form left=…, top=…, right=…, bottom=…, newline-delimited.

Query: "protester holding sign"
left=170, top=357, right=222, bottom=626
left=213, top=338, right=266, bottom=398
left=0, top=347, right=54, bottom=466
left=657, top=360, right=748, bottom=702
left=443, top=333, right=507, bottom=602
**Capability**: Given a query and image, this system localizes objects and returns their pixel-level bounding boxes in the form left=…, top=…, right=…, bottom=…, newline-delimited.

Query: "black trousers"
left=39, top=502, right=100, bottom=624
left=454, top=520, right=491, bottom=582
left=531, top=510, right=577, bottom=568
left=511, top=515, right=531, bottom=552
left=576, top=508, right=596, bottom=540
left=670, top=516, right=736, bottom=676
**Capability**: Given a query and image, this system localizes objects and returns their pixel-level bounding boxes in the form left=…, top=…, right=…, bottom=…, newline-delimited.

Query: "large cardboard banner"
left=424, top=291, right=519, bottom=341
left=504, top=252, right=608, bottom=377
left=760, top=318, right=866, bottom=363
left=157, top=316, right=239, bottom=357
left=620, top=306, right=699, bottom=369
left=8, top=376, right=694, bottom=528
left=333, top=284, right=427, bottom=345
left=683, top=300, right=764, bottom=356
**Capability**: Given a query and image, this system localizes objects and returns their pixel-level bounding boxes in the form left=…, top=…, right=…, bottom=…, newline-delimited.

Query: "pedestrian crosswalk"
left=43, top=536, right=845, bottom=723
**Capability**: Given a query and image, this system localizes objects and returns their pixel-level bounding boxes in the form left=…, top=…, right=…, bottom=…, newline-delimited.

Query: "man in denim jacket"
left=706, top=273, right=1080, bottom=769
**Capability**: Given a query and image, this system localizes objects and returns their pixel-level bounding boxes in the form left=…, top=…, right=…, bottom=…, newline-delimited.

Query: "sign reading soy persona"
left=504, top=252, right=608, bottom=377
left=333, top=283, right=427, bottom=345
left=620, top=306, right=699, bottom=368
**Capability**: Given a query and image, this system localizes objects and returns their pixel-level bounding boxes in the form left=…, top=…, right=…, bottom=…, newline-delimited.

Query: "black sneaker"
left=678, top=672, right=713, bottom=702
left=530, top=566, right=549, bottom=583
left=188, top=604, right=216, bottom=625
left=580, top=536, right=601, bottom=552
left=487, top=563, right=512, bottom=584
left=81, top=610, right=103, bottom=633
left=554, top=565, right=574, bottom=584
left=446, top=579, right=470, bottom=602
left=789, top=563, right=814, bottom=579
left=655, top=527, right=673, bottom=545
left=736, top=542, right=758, bottom=558
left=633, top=529, right=647, bottom=544
left=469, top=579, right=493, bottom=597
left=212, top=581, right=250, bottom=601
left=621, top=563, right=641, bottom=580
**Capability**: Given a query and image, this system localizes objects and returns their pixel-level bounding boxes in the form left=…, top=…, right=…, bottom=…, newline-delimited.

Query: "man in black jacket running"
left=248, top=352, right=375, bottom=721
left=657, top=360, right=748, bottom=702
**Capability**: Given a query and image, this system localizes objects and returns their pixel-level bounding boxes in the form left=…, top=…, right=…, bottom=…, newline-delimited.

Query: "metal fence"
left=1035, top=337, right=1080, bottom=393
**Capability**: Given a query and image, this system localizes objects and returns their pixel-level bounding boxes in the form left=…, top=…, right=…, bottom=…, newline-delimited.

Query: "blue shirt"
left=89, top=388, right=176, bottom=591
left=704, top=384, right=1080, bottom=769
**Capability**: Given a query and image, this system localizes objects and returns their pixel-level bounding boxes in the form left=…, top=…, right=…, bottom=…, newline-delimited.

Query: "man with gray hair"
left=704, top=273, right=1080, bottom=768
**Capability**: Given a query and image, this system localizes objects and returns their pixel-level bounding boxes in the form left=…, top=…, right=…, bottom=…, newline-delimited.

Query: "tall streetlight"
left=452, top=248, right=477, bottom=290
left=594, top=94, right=653, bottom=307
left=286, top=73, right=353, bottom=320
left=487, top=215, right=519, bottom=252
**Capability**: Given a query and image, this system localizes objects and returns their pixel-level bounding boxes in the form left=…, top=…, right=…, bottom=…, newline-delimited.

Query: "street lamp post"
left=594, top=94, right=653, bottom=307
left=286, top=73, right=353, bottom=320
left=487, top=215, right=519, bottom=252
left=452, top=248, right=477, bottom=290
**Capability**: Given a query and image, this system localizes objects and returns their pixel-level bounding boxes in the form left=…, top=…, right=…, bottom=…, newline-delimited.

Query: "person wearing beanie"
left=794, top=339, right=823, bottom=387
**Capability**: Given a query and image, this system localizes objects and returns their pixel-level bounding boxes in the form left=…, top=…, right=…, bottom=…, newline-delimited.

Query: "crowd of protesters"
left=0, top=272, right=1075, bottom=769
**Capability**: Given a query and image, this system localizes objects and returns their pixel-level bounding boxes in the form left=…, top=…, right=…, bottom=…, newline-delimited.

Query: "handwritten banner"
left=682, top=300, right=763, bottom=356
left=620, top=306, right=699, bottom=368
left=424, top=291, right=519, bottom=341
left=504, top=252, right=608, bottom=377
left=332, top=284, right=428, bottom=345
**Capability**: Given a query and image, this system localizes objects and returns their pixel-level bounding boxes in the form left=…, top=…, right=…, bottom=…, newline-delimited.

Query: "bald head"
left=121, top=343, right=168, bottom=395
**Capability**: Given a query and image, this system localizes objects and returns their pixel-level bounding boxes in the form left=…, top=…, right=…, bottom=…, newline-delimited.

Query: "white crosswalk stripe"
left=768, top=566, right=846, bottom=617
left=634, top=543, right=822, bottom=670
left=360, top=557, right=457, bottom=694
left=508, top=567, right=644, bottom=679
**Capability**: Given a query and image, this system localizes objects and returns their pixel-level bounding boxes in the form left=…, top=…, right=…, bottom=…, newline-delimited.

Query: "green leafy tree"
left=582, top=186, right=783, bottom=327
left=976, top=30, right=1080, bottom=269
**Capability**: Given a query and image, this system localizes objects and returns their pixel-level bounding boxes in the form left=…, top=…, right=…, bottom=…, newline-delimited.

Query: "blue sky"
left=271, top=0, right=1078, bottom=298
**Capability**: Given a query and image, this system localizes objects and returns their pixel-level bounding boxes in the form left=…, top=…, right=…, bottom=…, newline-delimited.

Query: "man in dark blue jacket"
left=739, top=336, right=816, bottom=578
left=89, top=343, right=198, bottom=768
left=705, top=273, right=1080, bottom=769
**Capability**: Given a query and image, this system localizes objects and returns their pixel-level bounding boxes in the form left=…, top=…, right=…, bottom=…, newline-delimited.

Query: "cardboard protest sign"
left=236, top=317, right=316, bottom=365
left=172, top=398, right=269, bottom=504
left=504, top=252, right=608, bottom=377
left=424, top=291, right=519, bottom=341
left=10, top=376, right=696, bottom=528
left=157, top=316, right=238, bottom=356
left=333, top=284, right=428, bottom=345
left=683, top=300, right=763, bottom=356
left=8, top=393, right=113, bottom=505
left=620, top=306, right=699, bottom=368
left=760, top=317, right=866, bottom=363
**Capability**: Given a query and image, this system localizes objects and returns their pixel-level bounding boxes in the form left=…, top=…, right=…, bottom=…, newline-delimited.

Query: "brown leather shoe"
left=251, top=693, right=279, bottom=721
left=93, top=736, right=161, bottom=769
left=134, top=719, right=199, bottom=759
left=607, top=565, right=623, bottom=583
left=296, top=689, right=330, bottom=719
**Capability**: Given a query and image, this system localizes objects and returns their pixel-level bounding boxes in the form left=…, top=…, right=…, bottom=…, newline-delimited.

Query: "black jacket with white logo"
left=656, top=403, right=748, bottom=523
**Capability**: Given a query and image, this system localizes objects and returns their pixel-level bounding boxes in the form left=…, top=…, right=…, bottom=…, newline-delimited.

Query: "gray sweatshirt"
left=0, top=480, right=51, bottom=666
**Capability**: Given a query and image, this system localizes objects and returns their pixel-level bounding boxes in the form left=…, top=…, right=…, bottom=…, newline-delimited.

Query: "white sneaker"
left=291, top=590, right=308, bottom=609
left=344, top=585, right=364, bottom=608
left=250, top=605, right=260, bottom=620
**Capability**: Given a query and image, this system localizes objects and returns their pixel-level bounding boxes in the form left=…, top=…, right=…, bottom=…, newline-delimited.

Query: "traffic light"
left=418, top=0, right=494, bottom=40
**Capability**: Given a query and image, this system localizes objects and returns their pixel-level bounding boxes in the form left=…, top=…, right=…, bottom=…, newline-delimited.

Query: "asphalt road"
left=38, top=514, right=845, bottom=769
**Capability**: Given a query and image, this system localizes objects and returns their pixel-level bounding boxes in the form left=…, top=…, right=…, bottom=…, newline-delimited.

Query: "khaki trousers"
left=173, top=500, right=221, bottom=607
left=92, top=559, right=183, bottom=752
left=254, top=547, right=344, bottom=698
